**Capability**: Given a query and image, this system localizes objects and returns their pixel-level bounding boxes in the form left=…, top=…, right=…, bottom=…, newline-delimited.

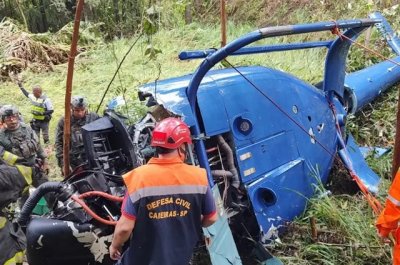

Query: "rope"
left=328, top=22, right=400, bottom=214
left=331, top=23, right=400, bottom=68
left=223, top=60, right=336, bottom=158
left=328, top=99, right=382, bottom=214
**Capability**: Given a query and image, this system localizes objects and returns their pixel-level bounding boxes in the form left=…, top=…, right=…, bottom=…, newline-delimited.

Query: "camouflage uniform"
left=0, top=152, right=34, bottom=265
left=0, top=123, right=48, bottom=208
left=55, top=112, right=99, bottom=171
left=0, top=122, right=48, bottom=179
left=0, top=123, right=46, bottom=166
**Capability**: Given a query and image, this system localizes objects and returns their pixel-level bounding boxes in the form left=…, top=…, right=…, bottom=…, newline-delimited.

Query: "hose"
left=18, top=182, right=64, bottom=226
left=217, top=135, right=241, bottom=188
left=211, top=170, right=233, bottom=178
left=18, top=184, right=122, bottom=227
left=71, top=195, right=117, bottom=226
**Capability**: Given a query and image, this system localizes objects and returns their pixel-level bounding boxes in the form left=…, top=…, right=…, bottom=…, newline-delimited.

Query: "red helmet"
left=151, top=117, right=192, bottom=149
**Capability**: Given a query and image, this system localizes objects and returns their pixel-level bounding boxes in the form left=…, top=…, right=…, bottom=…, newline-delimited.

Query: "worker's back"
left=121, top=156, right=213, bottom=265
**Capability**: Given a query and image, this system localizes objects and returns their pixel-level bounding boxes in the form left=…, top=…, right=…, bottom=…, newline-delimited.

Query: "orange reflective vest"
left=377, top=169, right=400, bottom=237
left=376, top=169, right=400, bottom=265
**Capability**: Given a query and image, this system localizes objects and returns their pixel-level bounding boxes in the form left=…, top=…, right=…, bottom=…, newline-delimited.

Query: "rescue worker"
left=376, top=168, right=400, bottom=265
left=110, top=117, right=218, bottom=265
left=0, top=105, right=49, bottom=205
left=55, top=96, right=99, bottom=174
left=0, top=146, right=35, bottom=265
left=0, top=104, right=5, bottom=129
left=18, top=83, right=54, bottom=144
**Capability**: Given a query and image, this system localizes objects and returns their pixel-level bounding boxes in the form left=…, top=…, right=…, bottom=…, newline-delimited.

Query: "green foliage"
left=143, top=17, right=158, bottom=36
left=158, top=0, right=190, bottom=27
left=55, top=21, right=105, bottom=46
left=2, top=0, right=400, bottom=41
left=144, top=44, right=162, bottom=60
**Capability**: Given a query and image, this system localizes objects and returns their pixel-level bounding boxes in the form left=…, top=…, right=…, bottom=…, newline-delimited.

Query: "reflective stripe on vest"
left=4, top=251, right=24, bottom=265
left=388, top=194, right=400, bottom=206
left=16, top=165, right=32, bottom=185
left=2, top=151, right=19, bottom=166
left=0, top=217, right=6, bottom=229
left=388, top=168, right=400, bottom=204
left=31, top=97, right=46, bottom=120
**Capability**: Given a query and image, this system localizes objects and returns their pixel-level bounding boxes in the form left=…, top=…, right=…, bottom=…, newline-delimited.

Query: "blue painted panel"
left=246, top=159, right=315, bottom=240
left=236, top=131, right=299, bottom=184
left=213, top=67, right=338, bottom=234
left=215, top=67, right=337, bottom=185
left=339, top=134, right=380, bottom=193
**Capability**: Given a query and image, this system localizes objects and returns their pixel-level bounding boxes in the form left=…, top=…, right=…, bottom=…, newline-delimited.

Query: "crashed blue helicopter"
left=20, top=11, right=400, bottom=265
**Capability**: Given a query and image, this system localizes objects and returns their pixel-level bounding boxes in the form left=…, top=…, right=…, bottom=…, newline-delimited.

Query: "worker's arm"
left=110, top=194, right=137, bottom=260
left=17, top=82, right=29, bottom=98
left=202, top=211, right=218, bottom=227
left=44, top=98, right=54, bottom=115
left=44, top=99, right=54, bottom=121
left=201, top=185, right=218, bottom=227
left=54, top=117, right=65, bottom=168
left=0, top=164, right=29, bottom=195
left=110, top=215, right=135, bottom=260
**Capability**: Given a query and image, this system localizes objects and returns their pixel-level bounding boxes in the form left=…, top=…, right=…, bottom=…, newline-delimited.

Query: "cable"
left=223, top=59, right=336, bottom=158
left=331, top=24, right=400, bottom=68
left=96, top=32, right=144, bottom=113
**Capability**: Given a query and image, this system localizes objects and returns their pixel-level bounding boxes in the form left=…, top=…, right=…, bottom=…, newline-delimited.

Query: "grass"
left=266, top=157, right=393, bottom=264
left=1, top=6, right=399, bottom=263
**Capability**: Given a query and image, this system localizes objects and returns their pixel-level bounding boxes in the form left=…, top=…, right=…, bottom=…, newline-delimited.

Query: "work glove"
left=35, top=158, right=49, bottom=175
left=377, top=225, right=392, bottom=238
left=42, top=160, right=50, bottom=175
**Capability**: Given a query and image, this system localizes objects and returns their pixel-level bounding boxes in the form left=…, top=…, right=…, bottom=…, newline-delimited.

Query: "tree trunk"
left=122, top=0, right=126, bottom=22
left=194, top=0, right=201, bottom=11
left=113, top=0, right=120, bottom=23
left=185, top=1, right=192, bottom=24
left=16, top=0, right=28, bottom=31
left=38, top=0, right=48, bottom=32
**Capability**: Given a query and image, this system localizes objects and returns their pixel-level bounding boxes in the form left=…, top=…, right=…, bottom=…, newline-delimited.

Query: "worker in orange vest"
left=376, top=168, right=400, bottom=265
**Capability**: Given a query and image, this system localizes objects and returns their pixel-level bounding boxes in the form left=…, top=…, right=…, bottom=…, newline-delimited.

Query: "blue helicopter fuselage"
left=140, top=65, right=340, bottom=235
